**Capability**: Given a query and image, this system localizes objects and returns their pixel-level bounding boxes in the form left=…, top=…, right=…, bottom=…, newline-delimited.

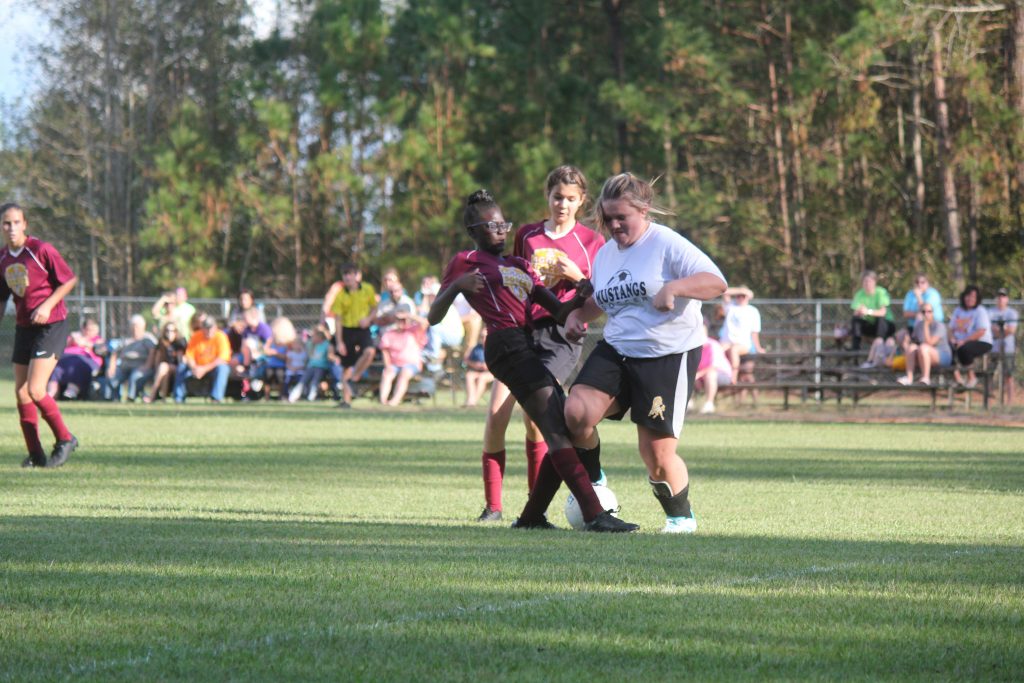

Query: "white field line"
left=36, top=545, right=1004, bottom=678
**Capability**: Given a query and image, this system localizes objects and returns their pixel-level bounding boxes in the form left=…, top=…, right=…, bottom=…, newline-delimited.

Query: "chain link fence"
left=1, top=294, right=1017, bottom=384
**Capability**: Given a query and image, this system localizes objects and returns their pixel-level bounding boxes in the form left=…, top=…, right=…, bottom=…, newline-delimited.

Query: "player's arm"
left=535, top=278, right=593, bottom=326
left=31, top=275, right=78, bottom=326
left=428, top=271, right=482, bottom=326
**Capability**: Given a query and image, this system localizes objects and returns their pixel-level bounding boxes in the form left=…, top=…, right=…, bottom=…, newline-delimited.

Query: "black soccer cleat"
left=476, top=507, right=503, bottom=522
left=510, top=516, right=557, bottom=530
left=583, top=510, right=639, bottom=533
left=21, top=451, right=47, bottom=468
left=47, top=435, right=78, bottom=468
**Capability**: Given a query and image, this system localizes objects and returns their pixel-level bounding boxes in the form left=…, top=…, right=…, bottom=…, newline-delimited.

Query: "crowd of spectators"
left=43, top=273, right=1018, bottom=408
left=49, top=272, right=486, bottom=406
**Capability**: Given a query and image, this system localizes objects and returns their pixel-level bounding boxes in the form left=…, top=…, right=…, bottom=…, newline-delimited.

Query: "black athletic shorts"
left=12, top=318, right=70, bottom=365
left=531, top=320, right=584, bottom=385
left=485, top=326, right=560, bottom=405
left=571, top=339, right=701, bottom=438
left=340, top=327, right=373, bottom=368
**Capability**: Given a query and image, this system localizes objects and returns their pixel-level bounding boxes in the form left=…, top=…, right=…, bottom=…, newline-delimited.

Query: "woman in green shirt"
left=850, top=270, right=896, bottom=351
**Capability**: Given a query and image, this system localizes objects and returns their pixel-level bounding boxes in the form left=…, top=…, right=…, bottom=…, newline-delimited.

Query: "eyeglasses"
left=468, top=221, right=514, bottom=234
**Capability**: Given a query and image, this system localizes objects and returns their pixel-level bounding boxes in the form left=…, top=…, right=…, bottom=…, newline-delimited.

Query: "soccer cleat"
left=511, top=516, right=557, bottom=530
left=21, top=451, right=47, bottom=468
left=662, top=514, right=697, bottom=534
left=476, top=507, right=503, bottom=522
left=592, top=469, right=607, bottom=487
left=583, top=510, right=639, bottom=533
left=47, top=435, right=78, bottom=468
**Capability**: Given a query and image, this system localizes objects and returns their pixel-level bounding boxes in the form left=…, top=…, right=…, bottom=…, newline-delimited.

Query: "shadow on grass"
left=30, top=436, right=1024, bottom=493
left=1, top=515, right=1022, bottom=681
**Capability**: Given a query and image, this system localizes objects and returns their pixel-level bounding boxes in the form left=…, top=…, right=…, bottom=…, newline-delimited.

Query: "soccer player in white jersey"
left=564, top=173, right=727, bottom=534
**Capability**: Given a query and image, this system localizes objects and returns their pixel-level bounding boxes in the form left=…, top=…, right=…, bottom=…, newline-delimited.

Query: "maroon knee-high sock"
left=35, top=395, right=71, bottom=442
left=524, top=439, right=547, bottom=492
left=482, top=450, right=506, bottom=511
left=518, top=448, right=602, bottom=523
left=17, top=402, right=43, bottom=456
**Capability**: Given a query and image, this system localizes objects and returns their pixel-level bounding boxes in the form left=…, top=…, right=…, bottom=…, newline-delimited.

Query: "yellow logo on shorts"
left=648, top=396, right=666, bottom=420
left=4, top=263, right=29, bottom=298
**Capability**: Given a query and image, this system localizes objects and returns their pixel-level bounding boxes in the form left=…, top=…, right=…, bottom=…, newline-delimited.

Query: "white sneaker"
left=288, top=384, right=303, bottom=403
left=859, top=361, right=875, bottom=369
left=662, top=515, right=697, bottom=534
left=896, top=376, right=912, bottom=386
left=965, top=377, right=978, bottom=389
left=699, top=401, right=715, bottom=414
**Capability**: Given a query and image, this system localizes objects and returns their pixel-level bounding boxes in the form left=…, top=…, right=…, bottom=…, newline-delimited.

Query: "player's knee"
left=563, top=397, right=589, bottom=436
left=27, top=385, right=48, bottom=403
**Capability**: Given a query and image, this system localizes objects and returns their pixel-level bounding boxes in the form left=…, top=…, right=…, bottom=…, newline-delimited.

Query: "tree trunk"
left=761, top=10, right=793, bottom=288
left=931, top=23, right=965, bottom=289
left=603, top=0, right=629, bottom=171
left=911, top=75, right=926, bottom=239
left=1010, top=1, right=1024, bottom=240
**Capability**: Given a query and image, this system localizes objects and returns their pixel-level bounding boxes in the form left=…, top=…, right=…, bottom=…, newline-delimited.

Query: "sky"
left=0, top=0, right=284, bottom=111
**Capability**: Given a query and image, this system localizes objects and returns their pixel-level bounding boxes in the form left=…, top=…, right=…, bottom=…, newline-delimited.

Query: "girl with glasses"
left=429, top=189, right=637, bottom=532
left=474, top=166, right=607, bottom=523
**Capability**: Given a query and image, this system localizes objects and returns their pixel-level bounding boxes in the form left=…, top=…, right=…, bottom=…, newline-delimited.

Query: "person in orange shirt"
left=173, top=311, right=232, bottom=403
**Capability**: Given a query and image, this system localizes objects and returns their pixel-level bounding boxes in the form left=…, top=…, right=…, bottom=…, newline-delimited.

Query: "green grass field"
left=1, top=396, right=1022, bottom=681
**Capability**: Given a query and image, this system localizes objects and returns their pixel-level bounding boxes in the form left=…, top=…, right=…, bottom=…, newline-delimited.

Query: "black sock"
left=576, top=443, right=602, bottom=483
left=652, top=483, right=691, bottom=518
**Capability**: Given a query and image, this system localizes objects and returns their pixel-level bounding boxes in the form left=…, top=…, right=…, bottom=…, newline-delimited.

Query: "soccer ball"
left=564, top=485, right=620, bottom=531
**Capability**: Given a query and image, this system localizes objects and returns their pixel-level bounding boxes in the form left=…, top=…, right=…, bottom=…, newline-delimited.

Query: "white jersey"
left=592, top=222, right=725, bottom=358
left=719, top=303, right=762, bottom=348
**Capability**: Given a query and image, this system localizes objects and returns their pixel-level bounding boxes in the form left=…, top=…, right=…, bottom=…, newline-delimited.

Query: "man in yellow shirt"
left=173, top=312, right=232, bottom=403
left=322, top=264, right=379, bottom=407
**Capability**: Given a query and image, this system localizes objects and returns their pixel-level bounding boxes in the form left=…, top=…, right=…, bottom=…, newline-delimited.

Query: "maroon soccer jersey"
left=513, top=220, right=604, bottom=323
left=0, top=237, right=75, bottom=327
left=441, top=249, right=544, bottom=332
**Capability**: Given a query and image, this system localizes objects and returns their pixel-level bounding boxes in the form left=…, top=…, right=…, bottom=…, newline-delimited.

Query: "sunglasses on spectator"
left=468, top=221, right=514, bottom=233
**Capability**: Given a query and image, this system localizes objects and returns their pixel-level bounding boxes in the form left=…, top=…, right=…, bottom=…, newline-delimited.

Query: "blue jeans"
left=106, top=365, right=152, bottom=401
left=174, top=363, right=230, bottom=402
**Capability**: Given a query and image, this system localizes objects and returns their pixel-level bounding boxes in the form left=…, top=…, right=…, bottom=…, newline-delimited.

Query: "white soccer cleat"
left=662, top=515, right=697, bottom=534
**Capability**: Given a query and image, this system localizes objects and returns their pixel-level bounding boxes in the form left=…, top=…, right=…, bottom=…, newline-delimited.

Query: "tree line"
left=1, top=0, right=1022, bottom=300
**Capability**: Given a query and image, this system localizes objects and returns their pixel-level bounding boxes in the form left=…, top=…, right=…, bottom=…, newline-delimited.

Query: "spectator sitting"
left=417, top=275, right=465, bottom=373
left=850, top=270, right=896, bottom=352
left=377, top=307, right=426, bottom=406
left=283, top=335, right=309, bottom=400
left=863, top=331, right=907, bottom=372
left=901, top=273, right=944, bottom=332
left=462, top=329, right=493, bottom=407
left=718, top=285, right=765, bottom=383
left=948, top=285, right=993, bottom=389
left=896, top=305, right=951, bottom=386
left=142, top=321, right=186, bottom=402
left=990, top=287, right=1018, bottom=403
left=693, top=324, right=733, bottom=414
left=288, top=328, right=336, bottom=402
left=252, top=317, right=295, bottom=398
left=173, top=312, right=231, bottom=403
left=103, top=314, right=157, bottom=401
left=48, top=318, right=104, bottom=399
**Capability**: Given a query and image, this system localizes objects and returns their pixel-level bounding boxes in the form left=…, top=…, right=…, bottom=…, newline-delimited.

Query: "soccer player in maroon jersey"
left=0, top=203, right=80, bottom=468
left=476, top=166, right=606, bottom=522
left=428, top=189, right=637, bottom=532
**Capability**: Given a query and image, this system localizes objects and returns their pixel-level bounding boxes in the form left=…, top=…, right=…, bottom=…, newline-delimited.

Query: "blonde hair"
left=591, top=172, right=672, bottom=233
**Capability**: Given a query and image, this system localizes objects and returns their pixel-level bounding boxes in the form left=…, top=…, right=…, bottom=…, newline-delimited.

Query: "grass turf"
left=1, top=397, right=1022, bottom=681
